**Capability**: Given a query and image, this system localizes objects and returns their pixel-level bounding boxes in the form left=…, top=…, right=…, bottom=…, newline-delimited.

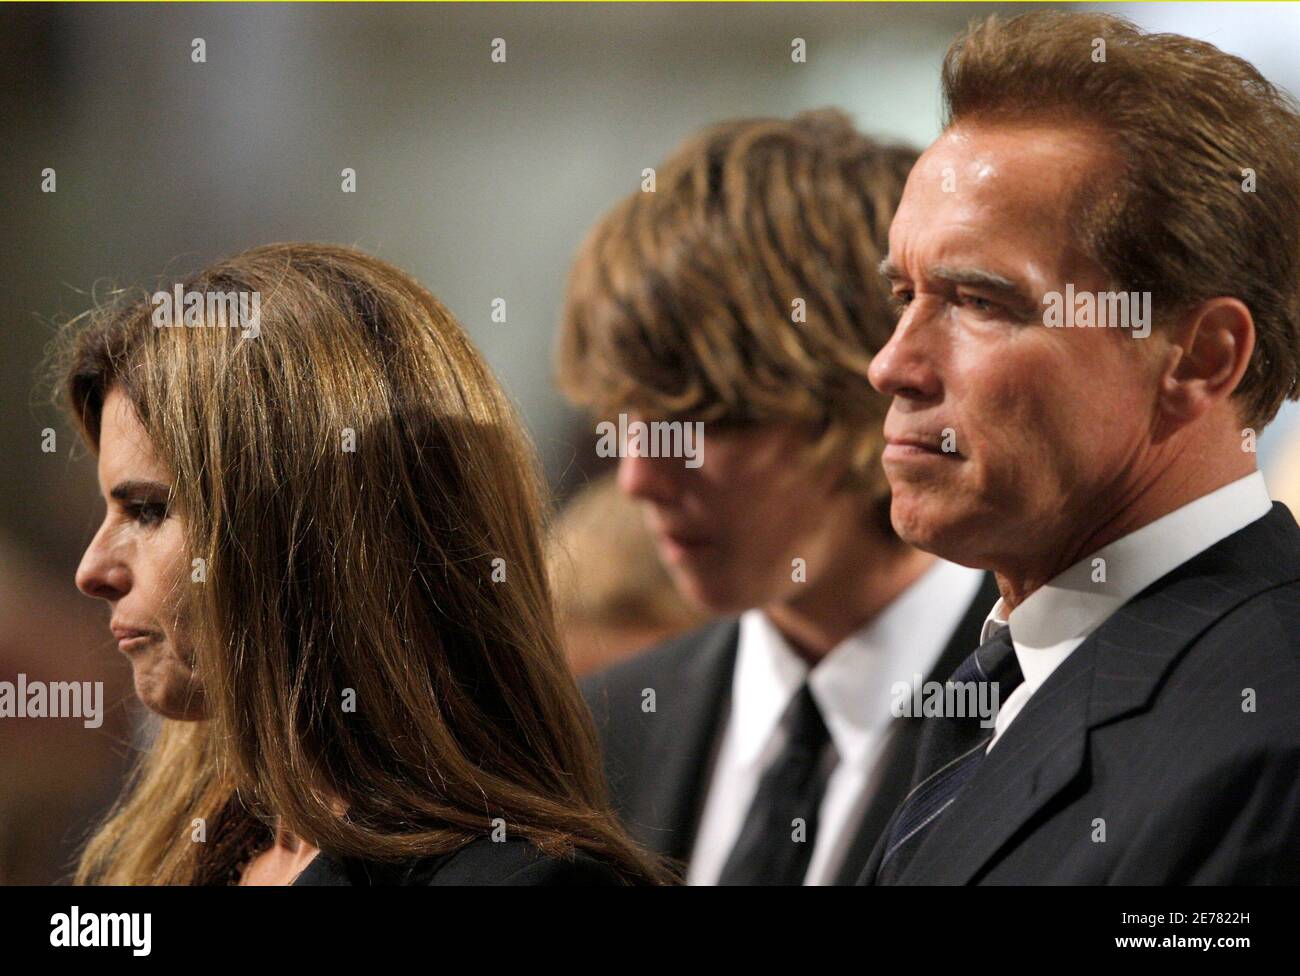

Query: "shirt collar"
left=980, top=471, right=1272, bottom=687
left=732, top=560, right=987, bottom=769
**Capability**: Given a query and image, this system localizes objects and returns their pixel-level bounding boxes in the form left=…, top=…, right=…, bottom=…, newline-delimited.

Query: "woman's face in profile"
left=75, top=389, right=205, bottom=720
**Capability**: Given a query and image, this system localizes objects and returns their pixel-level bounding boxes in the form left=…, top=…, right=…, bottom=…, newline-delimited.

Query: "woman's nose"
left=75, top=529, right=130, bottom=602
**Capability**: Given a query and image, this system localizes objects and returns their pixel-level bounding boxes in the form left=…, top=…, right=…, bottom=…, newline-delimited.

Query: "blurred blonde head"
left=549, top=474, right=708, bottom=675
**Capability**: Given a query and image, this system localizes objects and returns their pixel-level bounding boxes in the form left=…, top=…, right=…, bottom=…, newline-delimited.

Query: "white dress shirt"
left=686, top=558, right=987, bottom=885
left=982, top=471, right=1273, bottom=751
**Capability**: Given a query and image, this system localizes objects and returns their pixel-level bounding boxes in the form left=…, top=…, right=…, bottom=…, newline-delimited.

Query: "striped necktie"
left=874, top=625, right=1022, bottom=884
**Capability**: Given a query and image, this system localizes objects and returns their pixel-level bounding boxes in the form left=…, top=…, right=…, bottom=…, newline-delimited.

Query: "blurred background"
left=2, top=1, right=1298, bottom=883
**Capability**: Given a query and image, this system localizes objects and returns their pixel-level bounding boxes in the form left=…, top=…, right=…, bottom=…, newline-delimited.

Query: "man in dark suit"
left=557, top=109, right=1000, bottom=884
left=860, top=11, right=1300, bottom=884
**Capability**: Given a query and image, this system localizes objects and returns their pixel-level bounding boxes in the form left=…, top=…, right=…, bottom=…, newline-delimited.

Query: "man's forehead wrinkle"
left=913, top=154, right=1005, bottom=212
left=893, top=132, right=1086, bottom=294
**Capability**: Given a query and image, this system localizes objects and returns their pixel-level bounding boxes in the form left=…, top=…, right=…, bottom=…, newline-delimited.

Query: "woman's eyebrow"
left=109, top=480, right=171, bottom=501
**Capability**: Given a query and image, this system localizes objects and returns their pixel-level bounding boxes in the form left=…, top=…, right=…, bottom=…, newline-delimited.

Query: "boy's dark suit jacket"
left=294, top=837, right=626, bottom=885
left=858, top=502, right=1300, bottom=885
left=581, top=572, right=1002, bottom=884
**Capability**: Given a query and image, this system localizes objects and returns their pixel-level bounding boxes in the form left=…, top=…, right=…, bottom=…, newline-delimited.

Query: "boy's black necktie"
left=716, top=682, right=835, bottom=885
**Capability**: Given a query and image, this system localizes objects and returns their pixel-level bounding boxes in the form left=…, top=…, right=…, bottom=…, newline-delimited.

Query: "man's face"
left=868, top=121, right=1164, bottom=572
left=617, top=419, right=858, bottom=614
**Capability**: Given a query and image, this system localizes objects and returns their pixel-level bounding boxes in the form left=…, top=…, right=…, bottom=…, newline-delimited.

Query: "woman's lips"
left=111, top=626, right=158, bottom=653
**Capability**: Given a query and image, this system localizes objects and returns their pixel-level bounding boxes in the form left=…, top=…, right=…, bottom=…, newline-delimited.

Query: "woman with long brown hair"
left=61, top=242, right=668, bottom=885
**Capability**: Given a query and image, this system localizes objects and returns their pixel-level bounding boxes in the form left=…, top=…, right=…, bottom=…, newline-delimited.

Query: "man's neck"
left=764, top=542, right=938, bottom=665
left=996, top=455, right=1257, bottom=612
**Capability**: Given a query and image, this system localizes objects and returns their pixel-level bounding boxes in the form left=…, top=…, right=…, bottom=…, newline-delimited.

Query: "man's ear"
left=1158, top=297, right=1255, bottom=427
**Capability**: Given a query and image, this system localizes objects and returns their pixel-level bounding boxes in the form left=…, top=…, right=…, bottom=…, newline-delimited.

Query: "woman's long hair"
left=60, top=243, right=668, bottom=884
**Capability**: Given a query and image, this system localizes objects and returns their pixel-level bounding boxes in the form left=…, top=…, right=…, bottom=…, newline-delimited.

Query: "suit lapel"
left=625, top=620, right=739, bottom=862
left=834, top=570, right=1002, bottom=884
left=899, top=503, right=1300, bottom=884
left=898, top=640, right=1092, bottom=884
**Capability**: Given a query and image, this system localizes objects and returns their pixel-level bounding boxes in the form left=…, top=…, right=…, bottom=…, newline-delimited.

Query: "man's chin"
left=890, top=495, right=964, bottom=559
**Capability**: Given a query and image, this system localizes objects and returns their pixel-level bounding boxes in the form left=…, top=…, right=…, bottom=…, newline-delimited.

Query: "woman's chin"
left=133, top=665, right=207, bottom=721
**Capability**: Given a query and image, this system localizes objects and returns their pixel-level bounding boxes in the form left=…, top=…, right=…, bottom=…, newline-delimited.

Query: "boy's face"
left=617, top=417, right=866, bottom=614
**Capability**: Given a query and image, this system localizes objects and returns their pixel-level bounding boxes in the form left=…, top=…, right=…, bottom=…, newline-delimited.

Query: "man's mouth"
left=883, top=435, right=963, bottom=461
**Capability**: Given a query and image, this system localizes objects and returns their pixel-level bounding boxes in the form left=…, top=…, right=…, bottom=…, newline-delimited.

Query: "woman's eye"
left=125, top=502, right=168, bottom=527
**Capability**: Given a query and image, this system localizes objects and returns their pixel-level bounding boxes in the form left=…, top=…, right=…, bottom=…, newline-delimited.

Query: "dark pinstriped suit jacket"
left=858, top=502, right=1300, bottom=885
left=581, top=572, right=1001, bottom=884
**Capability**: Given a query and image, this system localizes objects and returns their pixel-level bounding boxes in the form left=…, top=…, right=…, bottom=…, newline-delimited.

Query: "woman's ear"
left=1158, top=297, right=1255, bottom=427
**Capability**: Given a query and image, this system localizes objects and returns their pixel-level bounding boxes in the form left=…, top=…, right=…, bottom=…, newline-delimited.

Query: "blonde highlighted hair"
left=61, top=243, right=668, bottom=885
left=556, top=109, right=917, bottom=512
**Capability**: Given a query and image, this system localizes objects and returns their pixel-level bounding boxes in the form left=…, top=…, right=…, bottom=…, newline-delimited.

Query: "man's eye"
left=125, top=502, right=168, bottom=527
left=959, top=294, right=998, bottom=313
left=889, top=291, right=914, bottom=315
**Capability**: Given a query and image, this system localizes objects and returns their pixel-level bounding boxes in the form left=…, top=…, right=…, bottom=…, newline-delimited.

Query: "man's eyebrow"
left=109, top=480, right=171, bottom=502
left=877, top=260, right=1034, bottom=313
left=878, top=258, right=903, bottom=282
left=930, top=265, right=1021, bottom=293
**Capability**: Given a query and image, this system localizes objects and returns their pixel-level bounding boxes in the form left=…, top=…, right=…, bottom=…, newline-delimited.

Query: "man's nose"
left=75, top=527, right=130, bottom=602
left=868, top=311, right=942, bottom=402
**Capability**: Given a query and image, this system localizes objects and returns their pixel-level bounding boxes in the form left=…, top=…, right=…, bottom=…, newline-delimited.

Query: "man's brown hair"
left=557, top=109, right=917, bottom=508
left=942, top=11, right=1300, bottom=427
